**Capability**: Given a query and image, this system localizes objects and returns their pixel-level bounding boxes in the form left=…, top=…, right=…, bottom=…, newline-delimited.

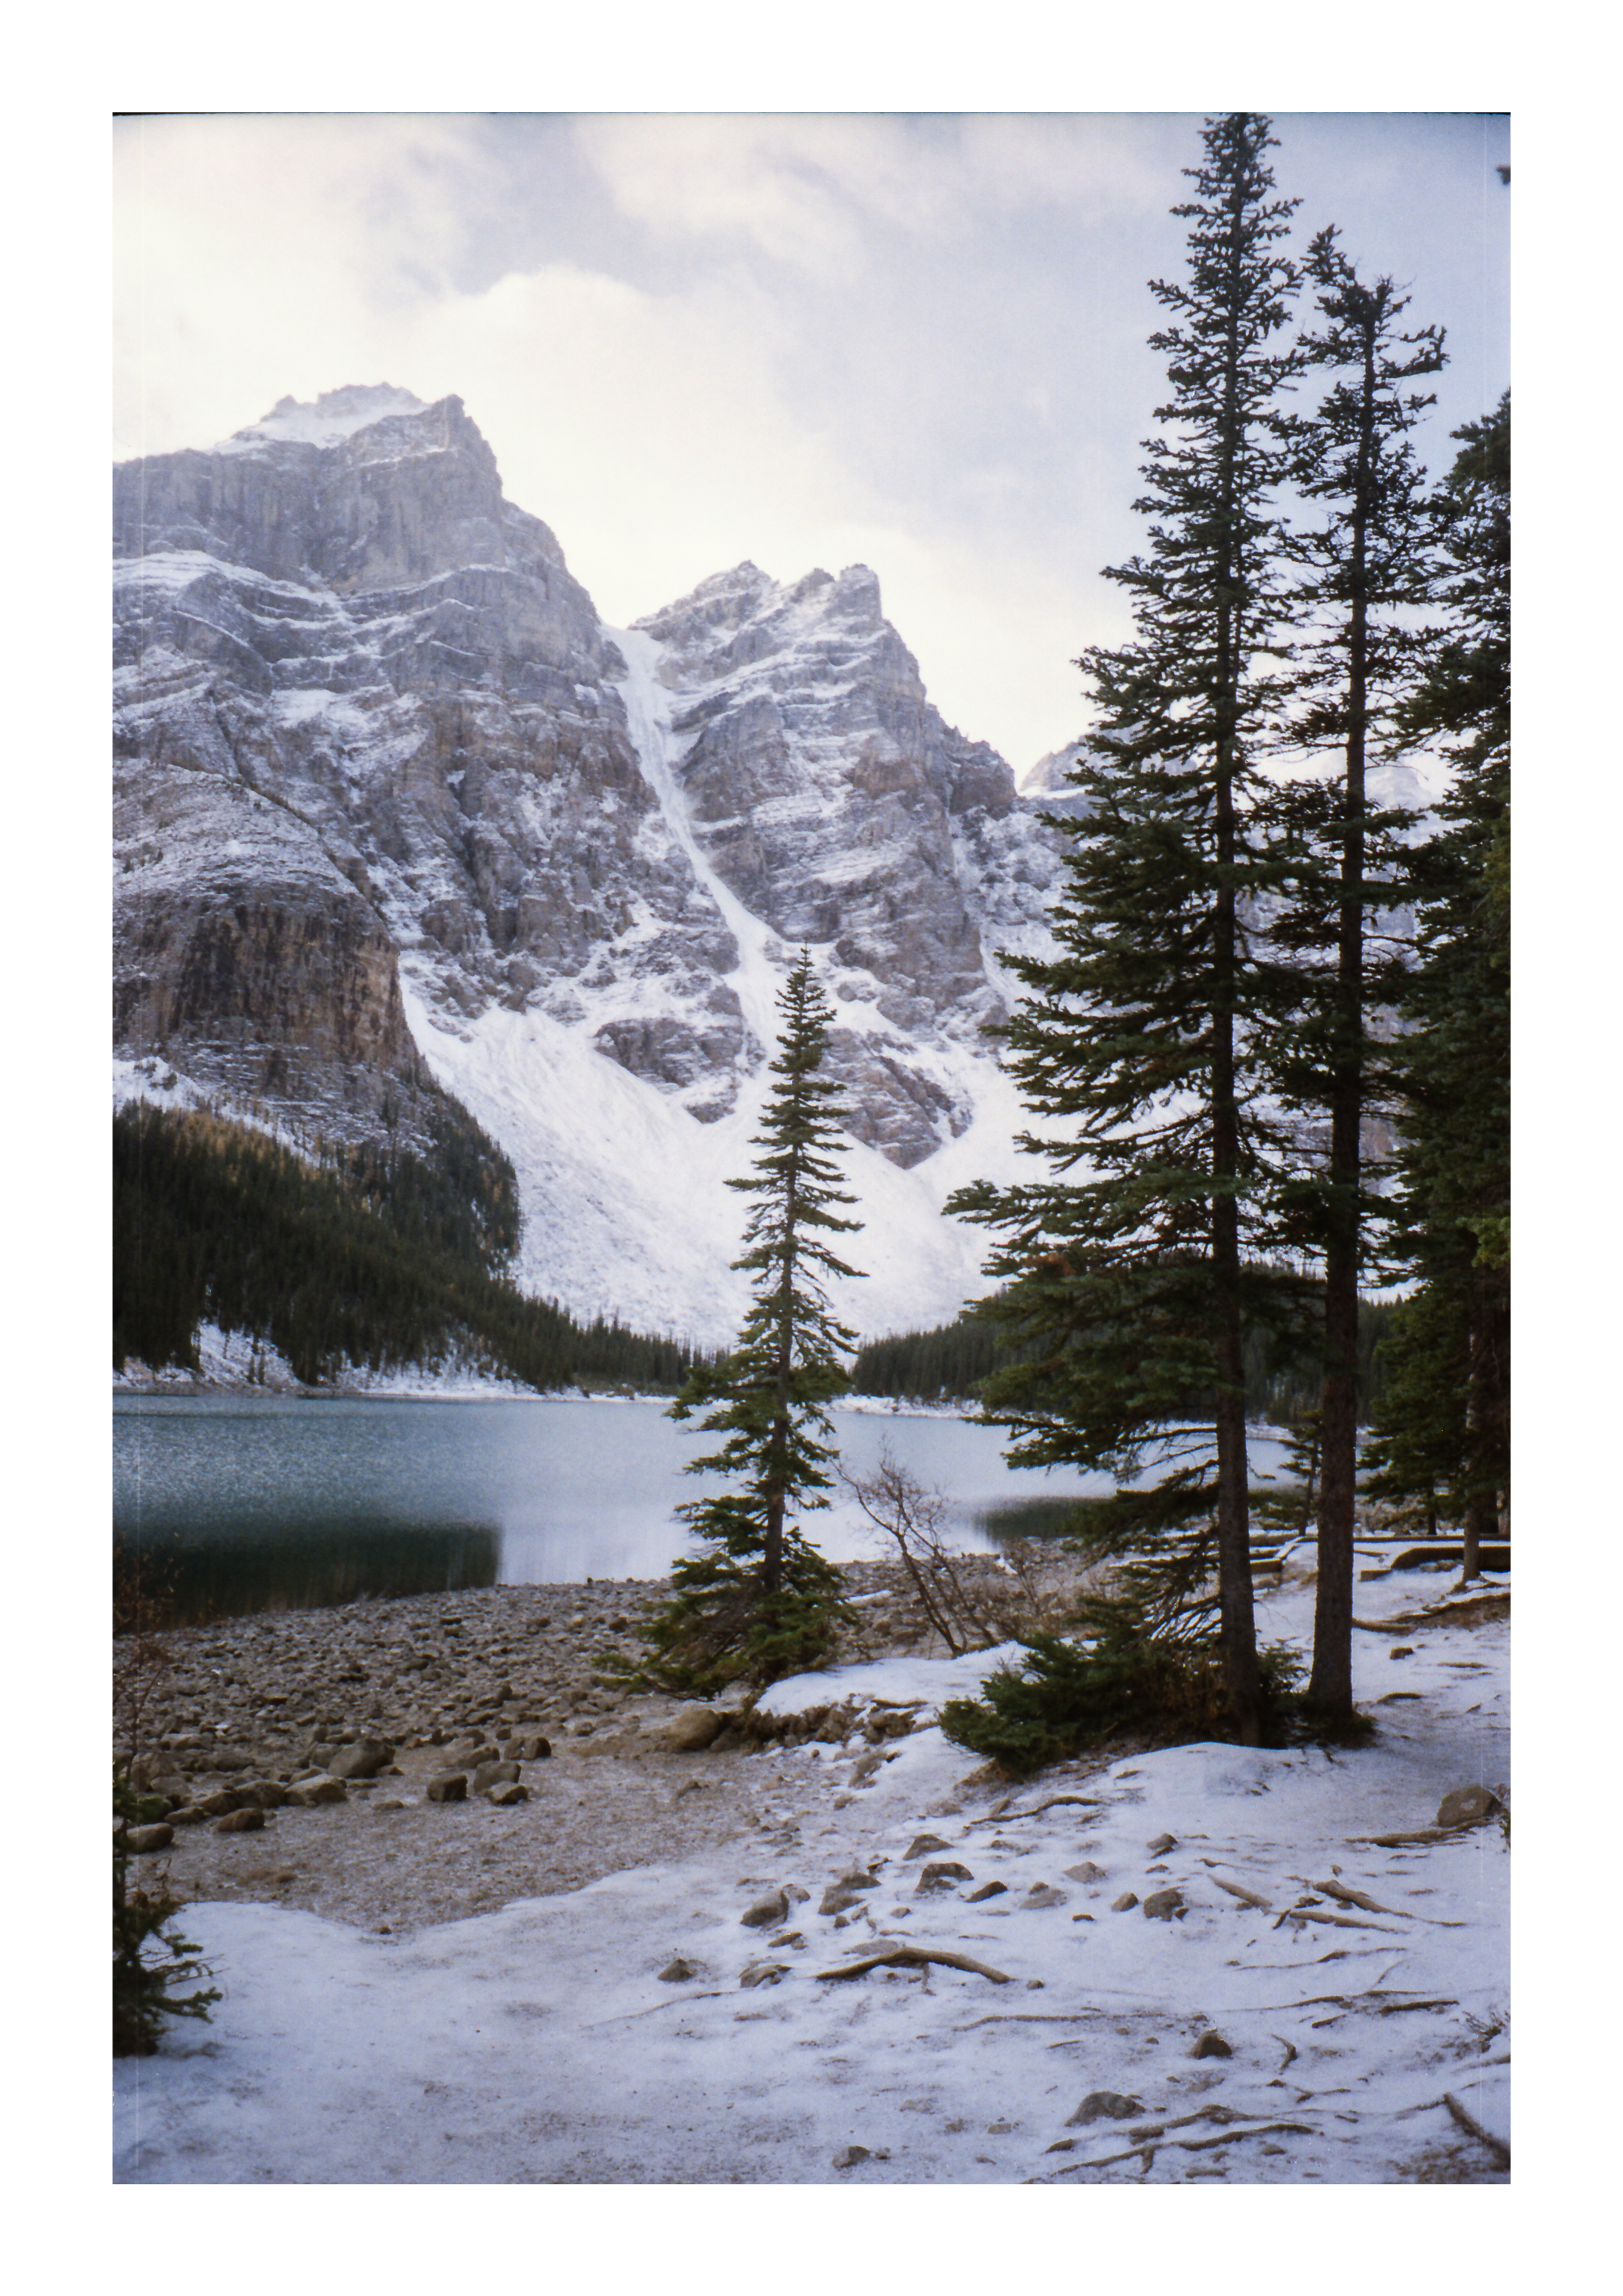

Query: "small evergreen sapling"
left=642, top=952, right=864, bottom=1691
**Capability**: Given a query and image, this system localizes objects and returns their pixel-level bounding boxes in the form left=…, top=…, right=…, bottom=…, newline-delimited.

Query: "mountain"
left=113, top=386, right=1070, bottom=1351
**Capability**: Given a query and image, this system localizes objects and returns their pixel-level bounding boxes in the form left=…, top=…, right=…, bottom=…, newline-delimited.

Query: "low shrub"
left=939, top=1620, right=1305, bottom=1775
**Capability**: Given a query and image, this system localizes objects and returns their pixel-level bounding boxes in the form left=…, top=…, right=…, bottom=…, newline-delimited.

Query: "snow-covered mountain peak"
left=214, top=383, right=433, bottom=454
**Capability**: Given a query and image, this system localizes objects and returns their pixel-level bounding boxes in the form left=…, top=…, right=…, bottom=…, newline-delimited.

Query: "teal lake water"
left=113, top=1393, right=1292, bottom=1621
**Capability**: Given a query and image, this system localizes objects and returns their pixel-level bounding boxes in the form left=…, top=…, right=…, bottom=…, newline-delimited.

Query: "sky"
left=112, top=111, right=1509, bottom=774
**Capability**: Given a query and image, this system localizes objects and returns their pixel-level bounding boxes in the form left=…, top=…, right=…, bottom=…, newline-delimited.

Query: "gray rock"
left=663, top=1706, right=726, bottom=1752
left=1022, top=1884, right=1068, bottom=1909
left=1111, top=1891, right=1139, bottom=1912
left=1190, top=2030, right=1233, bottom=2058
left=741, top=1889, right=790, bottom=1929
left=191, top=1786, right=255, bottom=1820
left=327, top=1738, right=393, bottom=1781
left=1143, top=1888, right=1186, bottom=1920
left=966, top=1881, right=1008, bottom=1904
left=485, top=1780, right=528, bottom=1806
left=819, top=1888, right=863, bottom=1917
left=215, top=1805, right=265, bottom=1833
left=658, top=1958, right=699, bottom=1983
left=287, top=1775, right=348, bottom=1808
left=917, top=1861, right=975, bottom=1893
left=1146, top=1831, right=1178, bottom=1854
left=739, top=1959, right=788, bottom=1989
left=124, top=1823, right=174, bottom=1853
left=1390, top=1645, right=1414, bottom=1660
left=848, top=1749, right=888, bottom=1784
left=514, top=1734, right=553, bottom=1761
left=1435, top=1784, right=1502, bottom=1829
left=425, top=1772, right=467, bottom=1803
left=471, top=1759, right=520, bottom=1792
left=833, top=2145, right=873, bottom=2170
left=904, top=1833, right=952, bottom=1861
left=1065, top=2091, right=1144, bottom=2126
left=1065, top=1861, right=1108, bottom=1884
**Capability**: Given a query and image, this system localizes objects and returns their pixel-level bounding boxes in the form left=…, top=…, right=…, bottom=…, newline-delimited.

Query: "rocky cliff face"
left=113, top=386, right=1068, bottom=1342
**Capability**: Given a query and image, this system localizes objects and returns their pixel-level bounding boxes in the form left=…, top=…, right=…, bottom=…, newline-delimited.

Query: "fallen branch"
left=1347, top=1823, right=1487, bottom=1848
left=1213, top=1876, right=1273, bottom=1911
left=818, top=1945, right=1013, bottom=1984
left=1442, top=2091, right=1510, bottom=2165
left=1303, top=1878, right=1468, bottom=1929
left=982, top=1793, right=1108, bottom=1823
left=1275, top=1908, right=1408, bottom=1935
left=1049, top=2120, right=1316, bottom=2174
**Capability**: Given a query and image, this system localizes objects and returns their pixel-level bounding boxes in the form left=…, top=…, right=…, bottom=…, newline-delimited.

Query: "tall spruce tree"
left=1362, top=395, right=1510, bottom=1577
left=1265, top=230, right=1446, bottom=1713
left=644, top=951, right=864, bottom=1691
left=949, top=115, right=1302, bottom=1743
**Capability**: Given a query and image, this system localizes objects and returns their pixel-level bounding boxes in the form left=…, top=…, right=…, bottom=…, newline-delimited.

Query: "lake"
left=112, top=1393, right=1293, bottom=1622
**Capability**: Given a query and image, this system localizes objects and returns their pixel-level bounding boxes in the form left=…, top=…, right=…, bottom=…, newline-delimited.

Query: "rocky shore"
left=115, top=1560, right=1036, bottom=1934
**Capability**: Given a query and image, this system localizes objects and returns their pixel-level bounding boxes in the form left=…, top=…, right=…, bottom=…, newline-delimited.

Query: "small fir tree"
left=643, top=952, right=864, bottom=1691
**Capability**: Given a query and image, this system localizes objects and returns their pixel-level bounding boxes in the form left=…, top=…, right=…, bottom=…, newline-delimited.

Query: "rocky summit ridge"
left=113, top=387, right=1074, bottom=1347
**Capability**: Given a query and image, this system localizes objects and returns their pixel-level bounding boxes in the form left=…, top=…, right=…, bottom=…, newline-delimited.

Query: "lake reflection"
left=113, top=1394, right=1290, bottom=1622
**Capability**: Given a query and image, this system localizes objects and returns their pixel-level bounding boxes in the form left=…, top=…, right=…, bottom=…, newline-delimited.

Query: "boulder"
left=514, top=1734, right=553, bottom=1761
left=1022, top=1884, right=1068, bottom=1909
left=425, top=1773, right=467, bottom=1803
left=740, top=1889, right=790, bottom=1929
left=328, top=1739, right=393, bottom=1781
left=1146, top=1831, right=1178, bottom=1854
left=663, top=1706, right=726, bottom=1752
left=904, top=1833, right=952, bottom=1861
left=658, top=1958, right=699, bottom=1983
left=1435, top=1784, right=1502, bottom=1829
left=966, top=1881, right=1008, bottom=1903
left=739, top=1959, right=788, bottom=1988
left=917, top=1861, right=975, bottom=1893
left=1065, top=1861, right=1108, bottom=1884
left=287, top=1776, right=348, bottom=1808
left=1143, top=1888, right=1185, bottom=1920
left=1066, top=2092, right=1144, bottom=2126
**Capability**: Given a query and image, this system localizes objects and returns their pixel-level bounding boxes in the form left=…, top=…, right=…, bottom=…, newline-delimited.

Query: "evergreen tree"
left=949, top=115, right=1303, bottom=1743
left=1265, top=228, right=1446, bottom=1713
left=1363, top=395, right=1510, bottom=1574
left=643, top=952, right=864, bottom=1691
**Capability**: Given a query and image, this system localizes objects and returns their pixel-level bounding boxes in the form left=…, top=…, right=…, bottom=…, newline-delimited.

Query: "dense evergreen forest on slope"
left=113, top=1103, right=706, bottom=1393
left=852, top=1293, right=1398, bottom=1421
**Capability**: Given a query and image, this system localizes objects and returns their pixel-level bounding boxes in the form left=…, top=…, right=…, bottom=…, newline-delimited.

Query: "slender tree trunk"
left=1213, top=577, right=1260, bottom=1744
left=1307, top=319, right=1376, bottom=1719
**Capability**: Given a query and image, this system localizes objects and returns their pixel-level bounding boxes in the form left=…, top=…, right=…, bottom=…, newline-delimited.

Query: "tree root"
left=818, top=1945, right=1013, bottom=1984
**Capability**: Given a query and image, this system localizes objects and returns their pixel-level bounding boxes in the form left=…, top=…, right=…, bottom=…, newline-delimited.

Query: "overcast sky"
left=113, top=111, right=1508, bottom=774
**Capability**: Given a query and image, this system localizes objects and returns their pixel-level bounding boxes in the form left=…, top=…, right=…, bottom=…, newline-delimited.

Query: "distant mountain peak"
left=214, top=384, right=435, bottom=454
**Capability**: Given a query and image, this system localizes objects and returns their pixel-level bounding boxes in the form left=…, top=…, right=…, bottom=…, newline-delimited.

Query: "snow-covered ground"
left=114, top=1561, right=1508, bottom=2187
